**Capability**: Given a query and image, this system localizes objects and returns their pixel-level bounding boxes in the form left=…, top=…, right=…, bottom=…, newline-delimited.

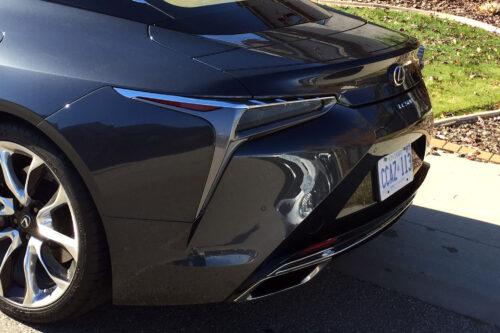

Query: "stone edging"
left=430, top=138, right=500, bottom=164
left=431, top=109, right=500, bottom=164
left=317, top=1, right=500, bottom=34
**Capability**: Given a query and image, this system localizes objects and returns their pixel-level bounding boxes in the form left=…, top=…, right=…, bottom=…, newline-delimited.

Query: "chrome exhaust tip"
left=234, top=260, right=330, bottom=302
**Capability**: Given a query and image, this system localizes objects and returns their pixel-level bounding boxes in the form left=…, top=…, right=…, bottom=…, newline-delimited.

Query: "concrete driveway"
left=1, top=153, right=499, bottom=332
left=335, top=153, right=500, bottom=327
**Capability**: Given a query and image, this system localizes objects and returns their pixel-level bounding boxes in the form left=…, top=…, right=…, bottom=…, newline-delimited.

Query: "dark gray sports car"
left=0, top=0, right=432, bottom=323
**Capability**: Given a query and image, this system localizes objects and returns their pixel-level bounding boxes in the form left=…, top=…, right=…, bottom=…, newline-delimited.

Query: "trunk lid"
left=150, top=7, right=422, bottom=104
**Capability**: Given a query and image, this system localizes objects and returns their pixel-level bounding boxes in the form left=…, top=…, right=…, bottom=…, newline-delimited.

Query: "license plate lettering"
left=377, top=145, right=414, bottom=201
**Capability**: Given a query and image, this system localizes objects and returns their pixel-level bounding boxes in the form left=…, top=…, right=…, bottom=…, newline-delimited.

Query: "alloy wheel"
left=0, top=141, right=79, bottom=308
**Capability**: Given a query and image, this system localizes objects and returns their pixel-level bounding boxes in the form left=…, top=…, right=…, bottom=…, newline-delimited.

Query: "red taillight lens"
left=139, top=97, right=220, bottom=112
left=236, top=100, right=324, bottom=132
left=299, top=237, right=338, bottom=255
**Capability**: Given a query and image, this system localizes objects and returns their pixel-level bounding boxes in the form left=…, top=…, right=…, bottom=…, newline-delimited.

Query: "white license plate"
left=377, top=145, right=414, bottom=201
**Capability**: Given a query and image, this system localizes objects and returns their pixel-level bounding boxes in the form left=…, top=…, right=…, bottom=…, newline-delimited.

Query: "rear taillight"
left=236, top=100, right=324, bottom=132
left=139, top=97, right=220, bottom=112
left=113, top=87, right=337, bottom=216
left=114, top=87, right=336, bottom=139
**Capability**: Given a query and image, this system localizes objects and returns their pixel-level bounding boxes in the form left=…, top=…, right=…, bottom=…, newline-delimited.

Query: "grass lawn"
left=329, top=6, right=500, bottom=118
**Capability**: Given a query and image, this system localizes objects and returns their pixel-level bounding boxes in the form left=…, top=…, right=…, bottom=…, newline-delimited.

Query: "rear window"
left=44, top=0, right=166, bottom=23
left=46, top=0, right=331, bottom=35
left=149, top=0, right=331, bottom=35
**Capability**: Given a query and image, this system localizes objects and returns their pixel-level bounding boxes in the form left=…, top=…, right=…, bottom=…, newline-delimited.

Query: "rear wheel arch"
left=0, top=102, right=108, bottom=239
left=0, top=100, right=103, bottom=214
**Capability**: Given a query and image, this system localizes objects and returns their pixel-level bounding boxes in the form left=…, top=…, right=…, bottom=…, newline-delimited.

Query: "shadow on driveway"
left=25, top=268, right=494, bottom=332
left=334, top=205, right=500, bottom=328
left=23, top=206, right=498, bottom=332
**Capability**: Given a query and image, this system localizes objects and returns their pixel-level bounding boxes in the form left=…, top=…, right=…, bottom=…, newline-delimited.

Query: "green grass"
left=331, top=6, right=500, bottom=117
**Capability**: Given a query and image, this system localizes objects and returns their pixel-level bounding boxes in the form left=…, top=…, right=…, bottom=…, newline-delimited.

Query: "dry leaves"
left=435, top=116, right=500, bottom=155
left=479, top=1, right=500, bottom=15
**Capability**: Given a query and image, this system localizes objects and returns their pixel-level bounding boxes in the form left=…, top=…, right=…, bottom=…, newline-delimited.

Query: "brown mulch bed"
left=435, top=116, right=500, bottom=159
left=338, top=0, right=500, bottom=27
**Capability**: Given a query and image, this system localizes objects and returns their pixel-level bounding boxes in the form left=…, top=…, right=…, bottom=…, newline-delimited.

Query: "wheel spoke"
left=37, top=226, right=78, bottom=261
left=32, top=238, right=70, bottom=290
left=0, top=196, right=14, bottom=216
left=37, top=185, right=69, bottom=226
left=0, top=150, right=27, bottom=205
left=0, top=228, right=22, bottom=296
left=0, top=229, right=22, bottom=274
left=22, top=239, right=40, bottom=306
left=24, top=155, right=44, bottom=203
left=35, top=186, right=78, bottom=260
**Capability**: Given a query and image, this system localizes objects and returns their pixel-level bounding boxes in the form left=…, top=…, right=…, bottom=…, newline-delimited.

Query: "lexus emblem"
left=20, top=215, right=31, bottom=229
left=391, top=65, right=406, bottom=87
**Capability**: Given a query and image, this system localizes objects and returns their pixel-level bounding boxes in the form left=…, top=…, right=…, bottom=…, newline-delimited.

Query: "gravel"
left=435, top=116, right=500, bottom=159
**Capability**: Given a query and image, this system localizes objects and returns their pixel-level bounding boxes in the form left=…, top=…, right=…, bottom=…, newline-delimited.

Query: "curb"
left=317, top=1, right=500, bottom=34
left=434, top=109, right=500, bottom=126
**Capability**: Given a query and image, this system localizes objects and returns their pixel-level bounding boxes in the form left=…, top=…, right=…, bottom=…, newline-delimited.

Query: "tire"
left=0, top=121, right=110, bottom=323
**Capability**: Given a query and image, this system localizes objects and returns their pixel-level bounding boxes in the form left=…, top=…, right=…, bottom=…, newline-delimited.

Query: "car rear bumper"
left=107, top=81, right=433, bottom=305
left=232, top=160, right=429, bottom=301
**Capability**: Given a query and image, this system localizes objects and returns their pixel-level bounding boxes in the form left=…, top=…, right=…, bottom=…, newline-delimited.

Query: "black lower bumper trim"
left=230, top=161, right=430, bottom=301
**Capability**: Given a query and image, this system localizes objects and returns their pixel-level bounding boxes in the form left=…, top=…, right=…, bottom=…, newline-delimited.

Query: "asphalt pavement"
left=1, top=266, right=496, bottom=333
left=1, top=153, right=499, bottom=332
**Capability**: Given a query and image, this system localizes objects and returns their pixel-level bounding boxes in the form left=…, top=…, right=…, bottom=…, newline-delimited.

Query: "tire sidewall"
left=0, top=123, right=101, bottom=322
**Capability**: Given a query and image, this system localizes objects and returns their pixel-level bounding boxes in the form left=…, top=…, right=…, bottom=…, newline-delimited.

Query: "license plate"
left=377, top=145, right=413, bottom=201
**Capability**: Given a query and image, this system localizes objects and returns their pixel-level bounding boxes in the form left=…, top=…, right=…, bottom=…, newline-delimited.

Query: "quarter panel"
left=45, top=87, right=216, bottom=222
left=0, top=0, right=250, bottom=99
left=0, top=65, right=102, bottom=118
left=192, top=105, right=375, bottom=249
left=108, top=106, right=375, bottom=305
left=174, top=106, right=375, bottom=302
left=105, top=83, right=432, bottom=305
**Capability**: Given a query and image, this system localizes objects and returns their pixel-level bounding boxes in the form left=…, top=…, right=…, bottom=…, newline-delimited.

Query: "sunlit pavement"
left=334, top=153, right=500, bottom=327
